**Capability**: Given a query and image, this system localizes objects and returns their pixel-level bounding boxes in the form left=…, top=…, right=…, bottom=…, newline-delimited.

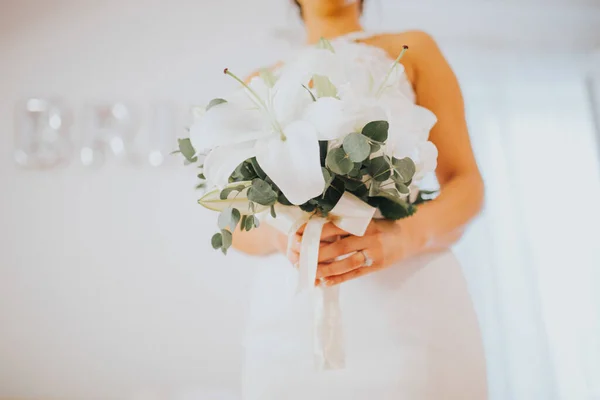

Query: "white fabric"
left=242, top=35, right=487, bottom=399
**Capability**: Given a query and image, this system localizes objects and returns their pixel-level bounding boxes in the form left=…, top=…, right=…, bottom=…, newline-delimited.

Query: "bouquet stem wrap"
left=267, top=192, right=376, bottom=370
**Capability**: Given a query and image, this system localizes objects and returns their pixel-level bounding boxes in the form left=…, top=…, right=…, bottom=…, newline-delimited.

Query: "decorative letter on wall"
left=14, top=98, right=72, bottom=169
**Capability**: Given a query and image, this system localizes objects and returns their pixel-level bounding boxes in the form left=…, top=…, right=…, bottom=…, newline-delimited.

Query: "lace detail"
left=330, top=33, right=416, bottom=102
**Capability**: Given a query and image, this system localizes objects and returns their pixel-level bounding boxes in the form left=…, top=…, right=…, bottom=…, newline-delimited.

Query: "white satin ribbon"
left=266, top=192, right=376, bottom=370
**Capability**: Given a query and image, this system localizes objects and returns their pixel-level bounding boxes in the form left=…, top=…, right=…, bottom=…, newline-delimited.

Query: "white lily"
left=190, top=70, right=352, bottom=206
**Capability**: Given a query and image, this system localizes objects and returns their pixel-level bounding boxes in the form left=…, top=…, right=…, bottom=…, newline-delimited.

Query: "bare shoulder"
left=361, top=30, right=443, bottom=83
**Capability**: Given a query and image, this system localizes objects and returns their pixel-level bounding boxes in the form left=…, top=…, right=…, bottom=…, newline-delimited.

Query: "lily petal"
left=303, top=97, right=353, bottom=140
left=271, top=78, right=313, bottom=127
left=189, top=101, right=268, bottom=152
left=414, top=141, right=439, bottom=180
left=255, top=120, right=324, bottom=205
left=203, top=141, right=257, bottom=187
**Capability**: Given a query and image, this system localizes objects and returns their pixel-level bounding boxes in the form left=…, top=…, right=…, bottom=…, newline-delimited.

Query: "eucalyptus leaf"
left=244, top=215, right=255, bottom=231
left=250, top=158, right=267, bottom=180
left=240, top=215, right=248, bottom=231
left=343, top=133, right=371, bottom=162
left=259, top=69, right=277, bottom=88
left=362, top=121, right=389, bottom=143
left=369, top=179, right=381, bottom=197
left=206, top=98, right=227, bottom=111
left=395, top=182, right=410, bottom=196
left=326, top=147, right=353, bottom=175
left=178, top=138, right=197, bottom=163
left=278, top=192, right=293, bottom=206
left=375, top=197, right=413, bottom=220
left=392, top=157, right=416, bottom=183
left=211, top=233, right=223, bottom=250
left=370, top=143, right=381, bottom=153
left=270, top=205, right=277, bottom=218
left=221, top=229, right=233, bottom=251
left=197, top=173, right=206, bottom=180
left=218, top=207, right=241, bottom=231
left=252, top=215, right=261, bottom=228
left=313, top=75, right=338, bottom=98
left=368, top=156, right=391, bottom=182
left=247, top=179, right=278, bottom=206
left=322, top=167, right=334, bottom=192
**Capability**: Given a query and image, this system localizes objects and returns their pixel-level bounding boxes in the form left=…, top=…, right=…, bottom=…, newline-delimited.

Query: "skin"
left=232, top=0, right=484, bottom=286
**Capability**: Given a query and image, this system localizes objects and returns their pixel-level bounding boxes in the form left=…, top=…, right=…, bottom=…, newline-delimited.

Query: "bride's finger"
left=324, top=265, right=372, bottom=286
left=316, top=252, right=365, bottom=279
left=317, top=235, right=373, bottom=263
left=297, top=222, right=348, bottom=240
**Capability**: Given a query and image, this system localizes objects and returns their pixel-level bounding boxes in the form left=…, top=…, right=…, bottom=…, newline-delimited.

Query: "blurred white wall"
left=1, top=1, right=599, bottom=400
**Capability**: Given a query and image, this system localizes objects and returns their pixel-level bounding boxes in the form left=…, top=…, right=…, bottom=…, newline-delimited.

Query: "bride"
left=231, top=0, right=487, bottom=398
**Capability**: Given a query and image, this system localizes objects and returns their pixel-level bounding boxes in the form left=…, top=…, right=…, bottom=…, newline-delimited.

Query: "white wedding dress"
left=242, top=34, right=487, bottom=400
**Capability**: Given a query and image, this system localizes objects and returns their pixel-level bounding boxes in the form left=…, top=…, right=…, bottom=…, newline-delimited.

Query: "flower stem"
left=375, top=45, right=409, bottom=97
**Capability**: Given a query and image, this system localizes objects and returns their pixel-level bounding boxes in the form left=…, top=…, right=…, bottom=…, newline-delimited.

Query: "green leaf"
left=240, top=215, right=248, bottom=231
left=178, top=138, right=197, bottom=163
left=278, top=192, right=293, bottom=206
left=374, top=197, right=414, bottom=220
left=197, top=173, right=206, bottom=180
left=302, top=84, right=317, bottom=102
left=343, top=133, right=371, bottom=163
left=322, top=167, right=334, bottom=192
left=319, top=141, right=328, bottom=166
left=392, top=157, right=416, bottom=183
left=206, top=98, right=227, bottom=111
left=317, top=37, right=335, bottom=53
left=370, top=143, right=381, bottom=153
left=221, top=229, right=233, bottom=252
left=367, top=156, right=391, bottom=182
left=253, top=215, right=261, bottom=228
left=249, top=158, right=267, bottom=180
left=362, top=121, right=389, bottom=143
left=395, top=182, right=410, bottom=195
left=313, top=75, right=338, bottom=98
left=218, top=207, right=241, bottom=231
left=244, top=215, right=255, bottom=231
left=211, top=233, right=223, bottom=250
left=247, top=179, right=278, bottom=206
left=259, top=68, right=277, bottom=88
left=369, top=179, right=381, bottom=197
left=270, top=205, right=277, bottom=218
left=326, top=147, right=354, bottom=175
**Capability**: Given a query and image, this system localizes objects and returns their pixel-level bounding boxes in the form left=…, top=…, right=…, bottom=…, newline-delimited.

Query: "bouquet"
left=177, top=38, right=438, bottom=369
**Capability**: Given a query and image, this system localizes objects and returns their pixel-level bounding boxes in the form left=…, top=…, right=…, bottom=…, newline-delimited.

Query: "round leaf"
left=393, top=157, right=416, bottom=183
left=211, top=233, right=223, bottom=250
left=367, top=156, right=391, bottom=182
left=247, top=179, right=278, bottom=206
left=343, top=133, right=371, bottom=162
left=326, top=147, right=354, bottom=175
left=362, top=121, right=389, bottom=143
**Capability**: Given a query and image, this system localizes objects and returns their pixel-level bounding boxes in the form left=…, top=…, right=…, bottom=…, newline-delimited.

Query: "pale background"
left=1, top=1, right=600, bottom=399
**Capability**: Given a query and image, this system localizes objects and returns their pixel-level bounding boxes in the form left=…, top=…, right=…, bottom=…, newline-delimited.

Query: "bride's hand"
left=291, top=220, right=423, bottom=286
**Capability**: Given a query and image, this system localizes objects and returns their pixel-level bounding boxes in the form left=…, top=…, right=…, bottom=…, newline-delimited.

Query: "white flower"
left=190, top=74, right=352, bottom=205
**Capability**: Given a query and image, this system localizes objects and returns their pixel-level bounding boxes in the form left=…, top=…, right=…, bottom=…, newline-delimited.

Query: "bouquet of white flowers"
left=177, top=38, right=438, bottom=369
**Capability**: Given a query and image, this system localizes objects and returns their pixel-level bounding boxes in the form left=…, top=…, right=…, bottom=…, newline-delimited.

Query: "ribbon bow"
left=266, top=192, right=376, bottom=370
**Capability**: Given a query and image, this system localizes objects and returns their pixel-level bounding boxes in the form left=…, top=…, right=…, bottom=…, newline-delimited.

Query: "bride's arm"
left=400, top=31, right=484, bottom=253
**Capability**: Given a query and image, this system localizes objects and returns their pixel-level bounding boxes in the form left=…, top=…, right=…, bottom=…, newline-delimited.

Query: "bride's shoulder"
left=364, top=30, right=443, bottom=81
